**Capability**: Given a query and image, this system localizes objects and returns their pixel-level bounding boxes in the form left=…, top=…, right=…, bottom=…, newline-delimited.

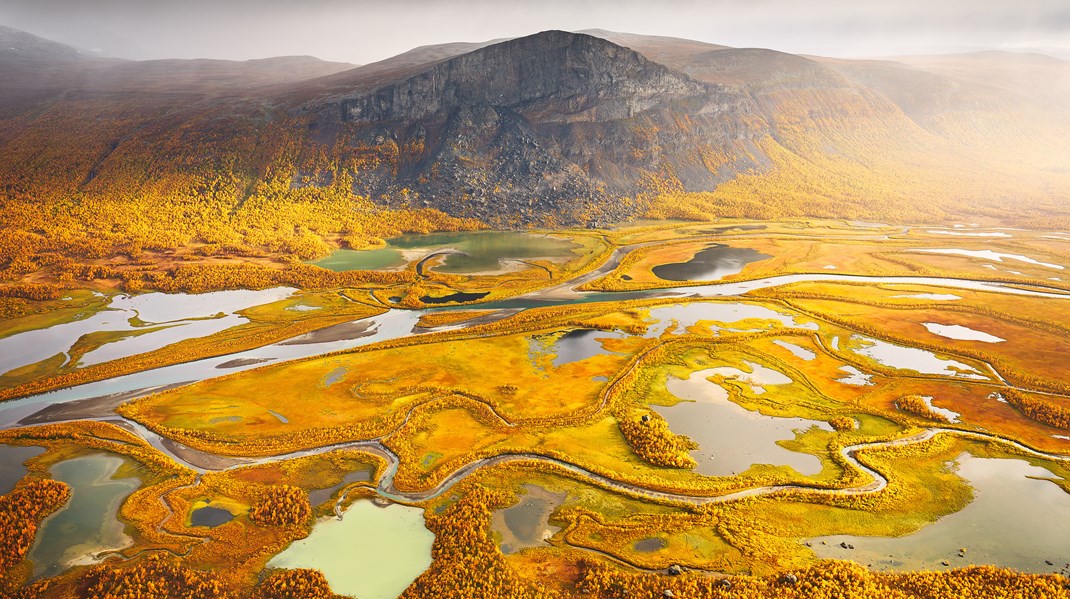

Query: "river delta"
left=2, top=220, right=1069, bottom=597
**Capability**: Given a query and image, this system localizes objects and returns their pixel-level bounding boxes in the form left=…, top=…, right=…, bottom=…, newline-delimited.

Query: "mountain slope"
left=287, top=30, right=765, bottom=224
left=0, top=26, right=1068, bottom=278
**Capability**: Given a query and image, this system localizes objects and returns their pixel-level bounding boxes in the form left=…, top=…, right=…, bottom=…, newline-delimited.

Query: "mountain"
left=288, top=30, right=762, bottom=223
left=0, top=25, right=114, bottom=115
left=0, top=26, right=1068, bottom=265
left=0, top=25, right=85, bottom=62
left=0, top=26, right=355, bottom=116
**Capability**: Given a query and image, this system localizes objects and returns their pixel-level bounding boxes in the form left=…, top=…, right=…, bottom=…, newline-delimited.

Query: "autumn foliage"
left=577, top=558, right=1070, bottom=599
left=617, top=414, right=698, bottom=469
left=1002, top=388, right=1070, bottom=430
left=401, top=487, right=552, bottom=599
left=0, top=479, right=70, bottom=573
left=895, top=395, right=950, bottom=423
left=79, top=555, right=234, bottom=599
left=253, top=569, right=338, bottom=599
left=249, top=485, right=312, bottom=527
left=829, top=416, right=855, bottom=431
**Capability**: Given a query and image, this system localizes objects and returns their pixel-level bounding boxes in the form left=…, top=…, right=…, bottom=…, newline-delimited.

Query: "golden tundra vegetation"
left=1, top=220, right=1070, bottom=598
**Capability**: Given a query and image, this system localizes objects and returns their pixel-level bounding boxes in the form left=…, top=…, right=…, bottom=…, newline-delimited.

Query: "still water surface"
left=267, top=500, right=434, bottom=599
left=30, top=454, right=140, bottom=577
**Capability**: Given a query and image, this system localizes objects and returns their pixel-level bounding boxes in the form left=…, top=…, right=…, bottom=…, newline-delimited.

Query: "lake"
left=0, top=444, right=45, bottom=495
left=29, top=454, right=140, bottom=577
left=656, top=368, right=831, bottom=476
left=267, top=500, right=434, bottom=599
left=652, top=244, right=771, bottom=282
left=312, top=231, right=581, bottom=274
left=811, top=454, right=1070, bottom=573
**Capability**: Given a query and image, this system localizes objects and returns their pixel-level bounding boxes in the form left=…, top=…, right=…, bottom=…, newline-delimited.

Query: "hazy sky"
left=2, top=0, right=1068, bottom=64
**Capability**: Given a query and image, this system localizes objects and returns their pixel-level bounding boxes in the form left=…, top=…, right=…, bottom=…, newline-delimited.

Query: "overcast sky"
left=2, top=0, right=1068, bottom=64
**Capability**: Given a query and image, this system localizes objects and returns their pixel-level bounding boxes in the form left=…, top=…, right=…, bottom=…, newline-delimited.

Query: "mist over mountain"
left=0, top=25, right=1067, bottom=233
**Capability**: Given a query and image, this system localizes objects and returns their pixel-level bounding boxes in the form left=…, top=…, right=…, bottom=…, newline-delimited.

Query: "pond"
left=29, top=454, right=140, bottom=577
left=0, top=444, right=45, bottom=495
left=312, top=231, right=581, bottom=274
left=643, top=302, right=817, bottom=338
left=655, top=368, right=831, bottom=476
left=836, top=365, right=874, bottom=386
left=810, top=454, right=1070, bottom=573
left=917, top=395, right=960, bottom=423
left=849, top=335, right=986, bottom=379
left=267, top=500, right=434, bottom=599
left=491, top=484, right=566, bottom=554
left=190, top=505, right=234, bottom=528
left=419, top=291, right=489, bottom=305
left=550, top=329, right=628, bottom=367
left=707, top=361, right=792, bottom=395
left=312, top=248, right=408, bottom=271
left=922, top=323, right=1004, bottom=343
left=652, top=244, right=771, bottom=282
left=634, top=537, right=668, bottom=553
left=772, top=340, right=816, bottom=361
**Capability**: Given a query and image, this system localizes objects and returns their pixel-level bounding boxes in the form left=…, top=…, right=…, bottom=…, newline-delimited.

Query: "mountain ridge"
left=0, top=25, right=1067, bottom=271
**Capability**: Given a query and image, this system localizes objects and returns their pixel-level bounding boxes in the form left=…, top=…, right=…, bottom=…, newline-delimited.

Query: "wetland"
left=2, top=220, right=1070, bottom=598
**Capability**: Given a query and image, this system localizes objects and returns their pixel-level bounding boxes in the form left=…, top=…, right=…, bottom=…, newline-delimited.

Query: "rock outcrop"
left=309, top=31, right=765, bottom=224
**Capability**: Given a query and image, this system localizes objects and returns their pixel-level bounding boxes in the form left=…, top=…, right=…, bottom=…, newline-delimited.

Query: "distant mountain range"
left=1, top=24, right=1068, bottom=228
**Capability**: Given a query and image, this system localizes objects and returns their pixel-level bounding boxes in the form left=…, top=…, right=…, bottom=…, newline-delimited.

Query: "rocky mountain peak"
left=339, top=29, right=710, bottom=124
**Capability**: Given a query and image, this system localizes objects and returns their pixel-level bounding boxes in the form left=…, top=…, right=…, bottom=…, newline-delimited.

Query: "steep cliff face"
left=306, top=31, right=766, bottom=224
left=338, top=30, right=710, bottom=124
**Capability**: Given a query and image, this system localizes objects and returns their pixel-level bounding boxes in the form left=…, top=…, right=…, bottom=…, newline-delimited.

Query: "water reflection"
left=313, top=231, right=580, bottom=275
left=491, top=484, right=566, bottom=554
left=656, top=369, right=831, bottom=476
left=550, top=329, right=627, bottom=367
left=190, top=505, right=234, bottom=528
left=0, top=444, right=44, bottom=495
left=850, top=336, right=986, bottom=379
left=0, top=288, right=295, bottom=375
left=30, top=454, right=140, bottom=577
left=811, top=455, right=1070, bottom=573
left=652, top=244, right=771, bottom=282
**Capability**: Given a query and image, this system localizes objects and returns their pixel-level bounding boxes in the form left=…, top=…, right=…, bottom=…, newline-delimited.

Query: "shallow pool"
left=656, top=368, right=831, bottom=476
left=652, top=244, right=771, bottom=282
left=313, top=231, right=580, bottom=274
left=811, top=454, right=1070, bottom=573
left=29, top=454, right=140, bottom=577
left=491, top=484, right=566, bottom=554
left=267, top=500, right=434, bottom=599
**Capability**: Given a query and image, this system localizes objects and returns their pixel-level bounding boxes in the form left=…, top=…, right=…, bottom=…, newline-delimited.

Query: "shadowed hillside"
left=0, top=26, right=1068, bottom=288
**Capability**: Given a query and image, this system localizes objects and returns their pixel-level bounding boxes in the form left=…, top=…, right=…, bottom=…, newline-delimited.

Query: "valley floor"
left=1, top=218, right=1069, bottom=599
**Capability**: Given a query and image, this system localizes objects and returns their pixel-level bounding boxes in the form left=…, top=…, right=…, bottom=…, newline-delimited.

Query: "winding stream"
left=3, top=250, right=1070, bottom=578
